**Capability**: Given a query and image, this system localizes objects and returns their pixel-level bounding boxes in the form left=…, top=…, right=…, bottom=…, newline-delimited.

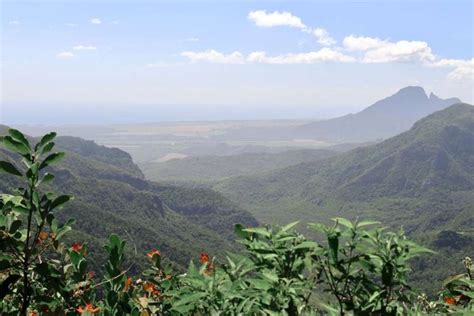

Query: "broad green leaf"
left=8, top=129, right=30, bottom=150
left=0, top=274, right=21, bottom=299
left=281, top=221, right=300, bottom=232
left=2, top=136, right=30, bottom=155
left=50, top=195, right=71, bottom=210
left=40, top=142, right=55, bottom=155
left=332, top=217, right=354, bottom=229
left=40, top=173, right=55, bottom=185
left=234, top=223, right=248, bottom=239
left=248, top=278, right=271, bottom=290
left=55, top=224, right=72, bottom=240
left=39, top=152, right=65, bottom=170
left=262, top=271, right=279, bottom=283
left=243, top=227, right=271, bottom=238
left=173, top=292, right=208, bottom=307
left=0, top=161, right=22, bottom=176
left=36, top=132, right=57, bottom=150
left=13, top=205, right=29, bottom=215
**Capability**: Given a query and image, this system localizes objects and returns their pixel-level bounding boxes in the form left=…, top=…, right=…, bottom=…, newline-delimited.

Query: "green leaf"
left=262, top=271, right=279, bottom=283
left=248, top=278, right=271, bottom=290
left=55, top=223, right=73, bottom=240
left=281, top=221, right=300, bottom=232
left=171, top=304, right=194, bottom=314
left=293, top=241, right=318, bottom=250
left=332, top=217, right=354, bottom=229
left=358, top=220, right=381, bottom=228
left=40, top=173, right=55, bottom=185
left=173, top=292, right=208, bottom=307
left=328, top=233, right=339, bottom=264
left=50, top=195, right=71, bottom=210
left=36, top=132, right=57, bottom=150
left=0, top=274, right=21, bottom=299
left=39, top=152, right=65, bottom=170
left=8, top=129, right=30, bottom=150
left=13, top=205, right=29, bottom=215
left=243, top=227, right=271, bottom=238
left=2, top=136, right=30, bottom=156
left=234, top=223, right=248, bottom=239
left=40, top=142, right=55, bottom=155
left=0, top=161, right=22, bottom=176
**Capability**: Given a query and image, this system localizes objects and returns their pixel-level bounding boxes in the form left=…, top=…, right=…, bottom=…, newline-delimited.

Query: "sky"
left=1, top=0, right=473, bottom=124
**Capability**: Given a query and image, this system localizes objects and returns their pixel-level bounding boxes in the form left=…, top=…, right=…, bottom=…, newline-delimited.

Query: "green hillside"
left=215, top=103, right=474, bottom=291
left=0, top=133, right=258, bottom=270
left=140, top=148, right=335, bottom=184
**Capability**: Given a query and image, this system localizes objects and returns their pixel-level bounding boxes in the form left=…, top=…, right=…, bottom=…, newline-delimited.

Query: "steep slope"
left=218, top=103, right=473, bottom=205
left=0, top=133, right=258, bottom=269
left=296, top=86, right=461, bottom=142
left=140, top=148, right=336, bottom=184
left=215, top=104, right=474, bottom=291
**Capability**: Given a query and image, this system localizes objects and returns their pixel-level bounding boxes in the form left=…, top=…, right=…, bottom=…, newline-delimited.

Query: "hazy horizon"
left=1, top=0, right=473, bottom=125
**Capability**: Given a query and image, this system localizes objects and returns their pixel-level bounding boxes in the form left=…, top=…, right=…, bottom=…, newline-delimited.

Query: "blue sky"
left=1, top=0, right=473, bottom=124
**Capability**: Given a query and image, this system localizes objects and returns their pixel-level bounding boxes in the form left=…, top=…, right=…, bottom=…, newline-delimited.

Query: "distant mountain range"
left=212, top=86, right=461, bottom=143
left=215, top=103, right=474, bottom=292
left=0, top=127, right=258, bottom=270
left=296, top=86, right=461, bottom=142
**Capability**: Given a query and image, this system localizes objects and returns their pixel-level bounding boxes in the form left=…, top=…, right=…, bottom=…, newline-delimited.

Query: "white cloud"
left=73, top=45, right=97, bottom=51
left=362, top=40, right=435, bottom=63
left=312, top=28, right=336, bottom=46
left=57, top=52, right=74, bottom=58
left=247, top=48, right=355, bottom=64
left=248, top=10, right=306, bottom=29
left=343, top=36, right=435, bottom=63
left=9, top=20, right=20, bottom=25
left=90, top=18, right=102, bottom=25
left=430, top=58, right=474, bottom=81
left=343, top=35, right=386, bottom=51
left=181, top=49, right=245, bottom=64
left=66, top=23, right=78, bottom=27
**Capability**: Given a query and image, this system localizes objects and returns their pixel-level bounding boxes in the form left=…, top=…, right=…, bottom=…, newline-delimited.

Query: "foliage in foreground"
left=0, top=128, right=473, bottom=315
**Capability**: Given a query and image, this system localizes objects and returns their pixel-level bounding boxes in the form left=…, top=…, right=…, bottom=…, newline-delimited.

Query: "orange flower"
left=71, top=242, right=83, bottom=252
left=76, top=303, right=99, bottom=314
left=143, top=281, right=154, bottom=292
left=87, top=271, right=95, bottom=279
left=200, top=252, right=209, bottom=264
left=39, top=231, right=48, bottom=239
left=143, top=281, right=161, bottom=296
left=444, top=296, right=456, bottom=305
left=124, top=277, right=133, bottom=292
left=36, top=231, right=48, bottom=244
left=29, top=311, right=39, bottom=316
left=147, top=248, right=160, bottom=258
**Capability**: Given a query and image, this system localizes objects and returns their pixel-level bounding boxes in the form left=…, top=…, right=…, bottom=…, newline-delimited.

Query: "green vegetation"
left=0, top=129, right=258, bottom=272
left=140, top=149, right=335, bottom=184
left=1, top=130, right=472, bottom=314
left=215, top=104, right=474, bottom=293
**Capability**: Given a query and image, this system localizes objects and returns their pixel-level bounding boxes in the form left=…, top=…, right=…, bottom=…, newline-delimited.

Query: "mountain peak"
left=429, top=92, right=441, bottom=101
left=395, top=86, right=427, bottom=98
